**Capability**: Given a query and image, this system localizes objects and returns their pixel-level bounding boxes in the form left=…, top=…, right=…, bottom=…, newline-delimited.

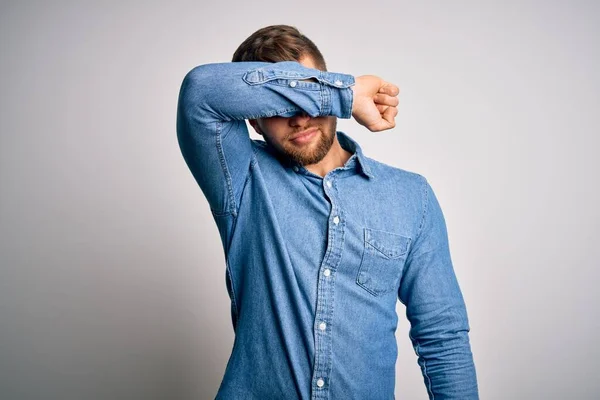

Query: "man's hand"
left=351, top=75, right=399, bottom=132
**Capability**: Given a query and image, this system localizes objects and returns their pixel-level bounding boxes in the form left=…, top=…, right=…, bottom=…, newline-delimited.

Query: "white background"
left=1, top=1, right=598, bottom=399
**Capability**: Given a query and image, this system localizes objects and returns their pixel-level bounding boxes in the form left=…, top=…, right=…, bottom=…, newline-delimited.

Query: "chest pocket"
left=356, top=228, right=412, bottom=296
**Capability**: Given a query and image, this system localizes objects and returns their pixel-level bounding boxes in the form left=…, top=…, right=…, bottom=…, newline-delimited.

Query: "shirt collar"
left=336, top=131, right=375, bottom=179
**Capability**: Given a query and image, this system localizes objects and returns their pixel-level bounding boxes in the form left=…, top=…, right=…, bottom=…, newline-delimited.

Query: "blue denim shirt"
left=177, top=61, right=479, bottom=399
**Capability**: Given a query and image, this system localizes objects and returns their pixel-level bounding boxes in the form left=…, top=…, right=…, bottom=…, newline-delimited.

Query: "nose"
left=289, top=111, right=311, bottom=127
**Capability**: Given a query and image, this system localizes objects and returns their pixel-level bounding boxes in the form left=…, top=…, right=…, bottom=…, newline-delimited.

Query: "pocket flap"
left=365, top=228, right=411, bottom=259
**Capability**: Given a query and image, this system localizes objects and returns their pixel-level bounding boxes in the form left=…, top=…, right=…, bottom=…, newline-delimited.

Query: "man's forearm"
left=409, top=311, right=479, bottom=399
left=177, top=61, right=355, bottom=126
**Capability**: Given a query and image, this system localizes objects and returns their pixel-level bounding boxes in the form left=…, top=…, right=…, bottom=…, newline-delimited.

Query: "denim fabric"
left=177, top=61, right=479, bottom=399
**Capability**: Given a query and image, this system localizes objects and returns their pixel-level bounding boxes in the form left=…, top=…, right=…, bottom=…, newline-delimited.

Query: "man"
left=177, top=25, right=479, bottom=400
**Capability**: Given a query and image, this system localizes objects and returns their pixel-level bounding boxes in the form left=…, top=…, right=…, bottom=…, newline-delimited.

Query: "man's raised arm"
left=176, top=62, right=401, bottom=216
left=176, top=61, right=355, bottom=216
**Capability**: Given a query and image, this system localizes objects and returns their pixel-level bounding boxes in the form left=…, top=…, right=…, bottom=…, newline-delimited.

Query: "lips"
left=290, top=128, right=318, bottom=144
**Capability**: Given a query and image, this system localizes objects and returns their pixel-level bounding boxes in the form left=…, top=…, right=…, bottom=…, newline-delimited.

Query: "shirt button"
left=326, top=180, right=332, bottom=188
left=323, top=268, right=331, bottom=277
left=333, top=216, right=340, bottom=225
left=319, top=322, right=327, bottom=331
left=292, top=166, right=299, bottom=172
left=289, top=80, right=297, bottom=87
left=334, top=80, right=343, bottom=86
left=316, top=378, right=325, bottom=388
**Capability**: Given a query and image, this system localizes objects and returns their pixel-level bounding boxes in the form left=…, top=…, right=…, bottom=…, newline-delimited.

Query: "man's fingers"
left=373, top=93, right=399, bottom=107
left=367, top=106, right=398, bottom=132
left=376, top=104, right=389, bottom=114
left=382, top=105, right=398, bottom=126
left=378, top=83, right=399, bottom=96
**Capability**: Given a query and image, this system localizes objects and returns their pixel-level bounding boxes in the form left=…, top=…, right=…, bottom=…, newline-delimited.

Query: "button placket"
left=311, top=173, right=343, bottom=399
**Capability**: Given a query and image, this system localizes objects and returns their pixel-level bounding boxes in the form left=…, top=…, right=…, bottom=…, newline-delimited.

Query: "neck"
left=305, top=136, right=352, bottom=177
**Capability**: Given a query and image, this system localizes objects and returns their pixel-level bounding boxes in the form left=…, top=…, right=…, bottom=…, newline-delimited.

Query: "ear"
left=249, top=119, right=263, bottom=136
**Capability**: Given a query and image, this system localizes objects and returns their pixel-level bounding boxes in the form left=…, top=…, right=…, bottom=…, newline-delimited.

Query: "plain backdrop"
left=1, top=1, right=599, bottom=399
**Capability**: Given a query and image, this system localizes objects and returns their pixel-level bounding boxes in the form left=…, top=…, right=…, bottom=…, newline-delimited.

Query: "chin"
left=291, top=144, right=333, bottom=166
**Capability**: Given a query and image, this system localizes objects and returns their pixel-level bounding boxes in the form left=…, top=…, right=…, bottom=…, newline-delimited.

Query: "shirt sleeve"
left=176, top=61, right=355, bottom=216
left=398, top=177, right=480, bottom=399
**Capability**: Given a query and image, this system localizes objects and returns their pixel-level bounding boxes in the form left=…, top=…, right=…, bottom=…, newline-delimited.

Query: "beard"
left=264, top=118, right=337, bottom=166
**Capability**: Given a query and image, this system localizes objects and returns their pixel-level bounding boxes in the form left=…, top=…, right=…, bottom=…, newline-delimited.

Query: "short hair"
left=232, top=25, right=327, bottom=71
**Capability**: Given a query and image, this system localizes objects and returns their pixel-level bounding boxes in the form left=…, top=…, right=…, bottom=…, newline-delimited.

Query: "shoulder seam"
left=416, top=175, right=430, bottom=240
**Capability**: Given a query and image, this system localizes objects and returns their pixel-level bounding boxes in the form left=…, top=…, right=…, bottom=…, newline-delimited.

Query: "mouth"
left=289, top=128, right=318, bottom=144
